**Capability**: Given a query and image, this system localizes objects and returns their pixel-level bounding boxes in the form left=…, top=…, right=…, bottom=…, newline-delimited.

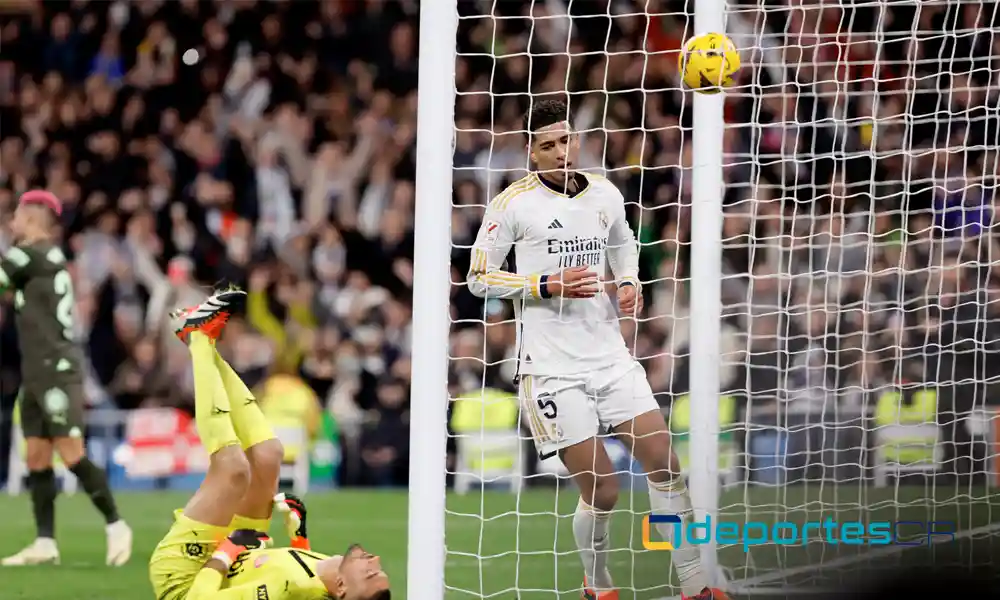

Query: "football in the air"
left=678, top=33, right=741, bottom=94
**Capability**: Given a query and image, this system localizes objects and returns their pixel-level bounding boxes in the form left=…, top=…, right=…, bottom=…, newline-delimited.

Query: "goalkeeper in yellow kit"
left=148, top=288, right=391, bottom=600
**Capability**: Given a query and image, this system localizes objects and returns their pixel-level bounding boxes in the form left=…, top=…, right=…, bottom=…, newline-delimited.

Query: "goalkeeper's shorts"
left=149, top=510, right=231, bottom=600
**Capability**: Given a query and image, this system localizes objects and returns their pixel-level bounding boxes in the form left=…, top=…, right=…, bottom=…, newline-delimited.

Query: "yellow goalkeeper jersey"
left=187, top=547, right=331, bottom=599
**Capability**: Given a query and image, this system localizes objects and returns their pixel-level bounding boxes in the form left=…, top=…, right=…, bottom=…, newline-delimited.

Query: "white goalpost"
left=413, top=1, right=1000, bottom=599
left=688, top=0, right=726, bottom=588
left=409, top=2, right=458, bottom=599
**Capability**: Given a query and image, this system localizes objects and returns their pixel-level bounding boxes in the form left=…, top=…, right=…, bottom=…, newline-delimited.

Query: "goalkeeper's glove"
left=213, top=529, right=271, bottom=569
left=274, top=493, right=310, bottom=550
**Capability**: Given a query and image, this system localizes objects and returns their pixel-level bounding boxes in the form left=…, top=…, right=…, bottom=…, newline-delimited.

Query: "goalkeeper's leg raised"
left=213, top=343, right=284, bottom=533
left=148, top=290, right=256, bottom=600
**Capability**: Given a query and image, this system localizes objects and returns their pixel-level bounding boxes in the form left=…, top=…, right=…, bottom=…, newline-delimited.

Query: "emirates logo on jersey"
left=547, top=235, right=609, bottom=269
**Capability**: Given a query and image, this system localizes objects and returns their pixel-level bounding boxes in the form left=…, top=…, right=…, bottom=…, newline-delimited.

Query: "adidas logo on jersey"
left=548, top=219, right=564, bottom=229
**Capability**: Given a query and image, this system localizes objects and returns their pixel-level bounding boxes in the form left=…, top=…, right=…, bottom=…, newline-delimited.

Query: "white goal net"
left=442, top=1, right=1000, bottom=598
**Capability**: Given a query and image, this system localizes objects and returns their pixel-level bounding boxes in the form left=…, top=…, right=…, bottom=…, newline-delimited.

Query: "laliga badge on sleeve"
left=485, top=220, right=500, bottom=243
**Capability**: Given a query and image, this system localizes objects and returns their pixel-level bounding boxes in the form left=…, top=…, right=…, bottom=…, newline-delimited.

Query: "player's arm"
left=187, top=530, right=278, bottom=599
left=0, top=246, right=33, bottom=292
left=468, top=204, right=597, bottom=300
left=187, top=568, right=286, bottom=600
left=467, top=203, right=543, bottom=300
left=605, top=191, right=640, bottom=290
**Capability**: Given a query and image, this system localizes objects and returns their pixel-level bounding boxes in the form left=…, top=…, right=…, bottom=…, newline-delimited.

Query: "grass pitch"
left=0, top=486, right=998, bottom=599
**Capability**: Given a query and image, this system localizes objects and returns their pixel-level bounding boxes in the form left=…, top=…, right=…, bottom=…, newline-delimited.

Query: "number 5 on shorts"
left=536, top=393, right=557, bottom=419
left=520, top=376, right=558, bottom=449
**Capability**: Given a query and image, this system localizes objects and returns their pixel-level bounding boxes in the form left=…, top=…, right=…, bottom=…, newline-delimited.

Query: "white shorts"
left=519, top=360, right=660, bottom=459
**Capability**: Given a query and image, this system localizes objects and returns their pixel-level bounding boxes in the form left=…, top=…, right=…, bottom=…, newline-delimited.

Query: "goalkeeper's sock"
left=68, top=457, right=120, bottom=525
left=189, top=332, right=240, bottom=455
left=27, top=468, right=57, bottom=539
left=229, top=514, right=270, bottom=534
left=647, top=477, right=709, bottom=597
left=213, top=347, right=277, bottom=450
left=573, top=497, right=614, bottom=591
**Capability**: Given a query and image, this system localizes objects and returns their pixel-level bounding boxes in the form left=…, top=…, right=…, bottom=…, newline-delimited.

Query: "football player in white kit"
left=467, top=99, right=726, bottom=600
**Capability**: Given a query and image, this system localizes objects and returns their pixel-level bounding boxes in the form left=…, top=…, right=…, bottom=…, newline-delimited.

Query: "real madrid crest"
left=598, top=211, right=609, bottom=230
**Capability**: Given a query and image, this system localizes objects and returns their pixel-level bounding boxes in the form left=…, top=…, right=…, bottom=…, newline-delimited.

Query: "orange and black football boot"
left=172, top=287, right=247, bottom=343
left=582, top=577, right=619, bottom=600
left=683, top=588, right=729, bottom=600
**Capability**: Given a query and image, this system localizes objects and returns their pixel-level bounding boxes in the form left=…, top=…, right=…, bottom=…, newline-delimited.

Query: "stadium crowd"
left=2, top=0, right=1000, bottom=488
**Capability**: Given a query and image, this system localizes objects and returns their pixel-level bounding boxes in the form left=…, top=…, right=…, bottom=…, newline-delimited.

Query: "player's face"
left=338, top=544, right=390, bottom=599
left=530, top=121, right=579, bottom=175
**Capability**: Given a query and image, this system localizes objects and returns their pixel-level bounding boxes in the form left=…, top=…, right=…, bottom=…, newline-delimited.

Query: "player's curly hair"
left=523, top=98, right=571, bottom=136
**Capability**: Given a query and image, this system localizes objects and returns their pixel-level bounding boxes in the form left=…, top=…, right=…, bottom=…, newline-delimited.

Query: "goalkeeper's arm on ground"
left=186, top=530, right=279, bottom=600
left=468, top=203, right=544, bottom=300
left=187, top=569, right=285, bottom=600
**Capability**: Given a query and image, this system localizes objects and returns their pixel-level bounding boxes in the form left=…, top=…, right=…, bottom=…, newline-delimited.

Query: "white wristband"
left=212, top=551, right=234, bottom=569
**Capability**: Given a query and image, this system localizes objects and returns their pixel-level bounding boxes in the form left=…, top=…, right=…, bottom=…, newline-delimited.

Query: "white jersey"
left=468, top=172, right=640, bottom=377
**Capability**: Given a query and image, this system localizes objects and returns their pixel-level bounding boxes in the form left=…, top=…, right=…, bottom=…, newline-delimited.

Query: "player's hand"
left=213, top=529, right=271, bottom=568
left=545, top=266, right=599, bottom=298
left=274, top=493, right=310, bottom=550
left=617, top=283, right=643, bottom=317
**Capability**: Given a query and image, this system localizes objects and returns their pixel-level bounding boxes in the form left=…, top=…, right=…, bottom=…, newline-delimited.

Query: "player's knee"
left=642, top=458, right=680, bottom=486
left=213, top=446, right=252, bottom=494
left=25, top=440, right=54, bottom=471
left=591, top=475, right=620, bottom=512
left=25, top=452, right=53, bottom=471
left=53, top=437, right=85, bottom=466
left=248, top=438, right=284, bottom=478
left=634, top=436, right=677, bottom=479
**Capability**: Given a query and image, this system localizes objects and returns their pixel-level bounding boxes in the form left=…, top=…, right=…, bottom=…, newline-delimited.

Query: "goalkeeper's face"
left=530, top=120, right=579, bottom=176
left=336, top=543, right=390, bottom=599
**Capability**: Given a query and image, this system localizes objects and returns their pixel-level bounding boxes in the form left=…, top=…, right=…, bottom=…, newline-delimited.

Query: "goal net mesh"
left=446, top=1, right=1000, bottom=597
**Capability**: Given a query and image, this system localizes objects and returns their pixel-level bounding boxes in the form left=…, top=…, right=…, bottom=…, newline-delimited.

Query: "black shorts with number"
left=19, top=379, right=86, bottom=439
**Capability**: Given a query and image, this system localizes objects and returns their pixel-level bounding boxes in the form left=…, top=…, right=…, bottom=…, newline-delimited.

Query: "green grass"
left=0, top=486, right=998, bottom=599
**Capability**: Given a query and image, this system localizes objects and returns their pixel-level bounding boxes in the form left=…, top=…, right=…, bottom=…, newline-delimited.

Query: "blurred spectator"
left=0, top=0, right=424, bottom=487
left=257, top=361, right=323, bottom=465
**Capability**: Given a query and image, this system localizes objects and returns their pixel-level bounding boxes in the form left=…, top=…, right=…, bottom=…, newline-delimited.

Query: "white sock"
left=647, top=477, right=708, bottom=596
left=573, top=497, right=614, bottom=591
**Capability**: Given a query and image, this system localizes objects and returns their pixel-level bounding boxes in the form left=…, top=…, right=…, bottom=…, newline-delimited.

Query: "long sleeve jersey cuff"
left=619, top=276, right=640, bottom=289
left=473, top=271, right=544, bottom=299
left=539, top=274, right=552, bottom=299
left=529, top=273, right=542, bottom=299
